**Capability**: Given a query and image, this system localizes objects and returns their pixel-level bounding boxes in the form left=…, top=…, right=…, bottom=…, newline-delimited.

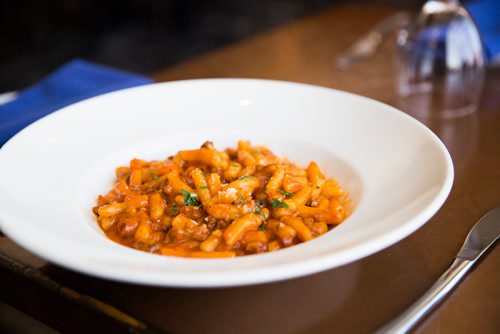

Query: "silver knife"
left=376, top=208, right=500, bottom=334
left=335, top=11, right=410, bottom=70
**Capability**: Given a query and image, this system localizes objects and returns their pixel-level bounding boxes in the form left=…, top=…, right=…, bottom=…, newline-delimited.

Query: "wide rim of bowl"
left=0, top=78, right=454, bottom=287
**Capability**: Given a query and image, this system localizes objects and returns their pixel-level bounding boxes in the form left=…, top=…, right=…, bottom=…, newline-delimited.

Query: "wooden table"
left=1, top=4, right=499, bottom=333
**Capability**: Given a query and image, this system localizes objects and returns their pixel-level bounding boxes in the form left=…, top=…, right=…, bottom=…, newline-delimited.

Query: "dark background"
left=0, top=0, right=419, bottom=92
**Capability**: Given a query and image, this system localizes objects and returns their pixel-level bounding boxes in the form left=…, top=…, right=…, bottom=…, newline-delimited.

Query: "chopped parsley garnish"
left=201, top=171, right=205, bottom=177
left=181, top=189, right=200, bottom=206
left=257, top=223, right=266, bottom=231
left=275, top=224, right=281, bottom=231
left=253, top=149, right=261, bottom=154
left=238, top=175, right=255, bottom=180
left=172, top=204, right=179, bottom=215
left=256, top=199, right=265, bottom=207
left=271, top=198, right=289, bottom=209
left=279, top=189, right=294, bottom=197
left=151, top=173, right=159, bottom=180
left=199, top=185, right=209, bottom=189
left=254, top=208, right=266, bottom=218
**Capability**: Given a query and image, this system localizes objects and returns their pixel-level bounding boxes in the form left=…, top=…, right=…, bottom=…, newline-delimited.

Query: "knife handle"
left=376, top=258, right=474, bottom=334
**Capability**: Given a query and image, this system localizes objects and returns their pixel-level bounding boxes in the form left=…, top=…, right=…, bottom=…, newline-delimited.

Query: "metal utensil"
left=376, top=208, right=500, bottom=334
left=335, top=11, right=409, bottom=70
left=0, top=91, right=18, bottom=106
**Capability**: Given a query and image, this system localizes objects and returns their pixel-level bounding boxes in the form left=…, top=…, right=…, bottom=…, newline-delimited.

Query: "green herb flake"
left=172, top=204, right=179, bottom=215
left=151, top=173, right=159, bottom=180
left=256, top=199, right=265, bottom=207
left=257, top=223, right=266, bottom=231
left=254, top=208, right=266, bottom=218
left=275, top=224, right=281, bottom=231
left=272, top=198, right=289, bottom=209
left=238, top=194, right=247, bottom=203
left=238, top=175, right=255, bottom=180
left=199, top=185, right=209, bottom=189
left=279, top=189, right=294, bottom=197
left=253, top=149, right=261, bottom=154
left=231, top=162, right=240, bottom=167
left=181, top=189, right=200, bottom=206
left=201, top=171, right=205, bottom=177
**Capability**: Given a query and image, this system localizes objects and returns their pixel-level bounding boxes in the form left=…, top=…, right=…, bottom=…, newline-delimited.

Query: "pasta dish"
left=93, top=141, right=350, bottom=258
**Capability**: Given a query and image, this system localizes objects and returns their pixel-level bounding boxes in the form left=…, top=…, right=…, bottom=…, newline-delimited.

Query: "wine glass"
left=395, top=0, right=485, bottom=119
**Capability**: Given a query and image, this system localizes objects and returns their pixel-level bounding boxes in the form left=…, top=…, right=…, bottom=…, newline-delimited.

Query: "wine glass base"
left=396, top=91, right=479, bottom=119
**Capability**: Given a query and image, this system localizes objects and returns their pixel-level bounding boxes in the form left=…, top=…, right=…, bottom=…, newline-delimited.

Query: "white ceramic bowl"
left=0, top=79, right=453, bottom=287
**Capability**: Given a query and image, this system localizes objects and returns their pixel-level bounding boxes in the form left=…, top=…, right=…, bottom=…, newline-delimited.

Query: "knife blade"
left=335, top=11, right=410, bottom=70
left=376, top=207, right=500, bottom=333
left=457, top=208, right=500, bottom=261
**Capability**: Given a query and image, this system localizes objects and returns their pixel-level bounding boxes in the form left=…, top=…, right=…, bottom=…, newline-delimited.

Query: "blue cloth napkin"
left=465, top=0, right=500, bottom=62
left=0, top=59, right=153, bottom=146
